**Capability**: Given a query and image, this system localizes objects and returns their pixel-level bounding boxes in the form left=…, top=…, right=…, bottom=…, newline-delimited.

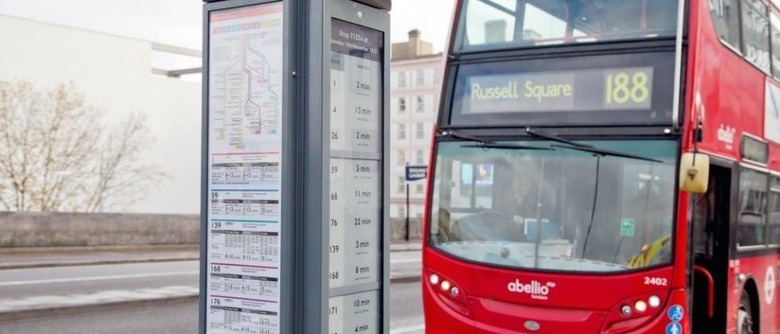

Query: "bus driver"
left=497, top=161, right=558, bottom=241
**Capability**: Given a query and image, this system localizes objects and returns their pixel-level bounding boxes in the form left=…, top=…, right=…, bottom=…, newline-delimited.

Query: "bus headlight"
left=648, top=295, right=661, bottom=308
left=429, top=274, right=440, bottom=285
left=425, top=270, right=471, bottom=316
left=634, top=300, right=647, bottom=313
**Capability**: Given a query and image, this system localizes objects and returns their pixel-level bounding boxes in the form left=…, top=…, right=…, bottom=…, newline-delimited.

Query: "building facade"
left=389, top=30, right=444, bottom=221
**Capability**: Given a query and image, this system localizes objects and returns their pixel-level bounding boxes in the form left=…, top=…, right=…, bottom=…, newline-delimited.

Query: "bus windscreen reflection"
left=429, top=139, right=677, bottom=273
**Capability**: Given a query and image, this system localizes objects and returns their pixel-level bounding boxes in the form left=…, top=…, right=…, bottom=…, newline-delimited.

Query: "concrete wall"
left=389, top=218, right=423, bottom=241
left=0, top=213, right=419, bottom=248
left=0, top=212, right=199, bottom=248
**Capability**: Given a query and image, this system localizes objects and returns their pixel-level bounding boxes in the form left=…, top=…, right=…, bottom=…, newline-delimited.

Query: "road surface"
left=0, top=281, right=424, bottom=334
left=0, top=251, right=423, bottom=333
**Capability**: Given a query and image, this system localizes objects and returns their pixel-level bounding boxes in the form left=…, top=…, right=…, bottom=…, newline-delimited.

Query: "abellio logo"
left=507, top=279, right=556, bottom=300
left=717, top=124, right=736, bottom=147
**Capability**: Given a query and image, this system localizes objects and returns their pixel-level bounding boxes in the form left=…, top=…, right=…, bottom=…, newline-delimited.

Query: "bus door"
left=690, top=164, right=732, bottom=333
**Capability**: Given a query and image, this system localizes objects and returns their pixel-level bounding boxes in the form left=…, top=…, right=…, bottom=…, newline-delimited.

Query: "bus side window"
left=709, top=0, right=742, bottom=50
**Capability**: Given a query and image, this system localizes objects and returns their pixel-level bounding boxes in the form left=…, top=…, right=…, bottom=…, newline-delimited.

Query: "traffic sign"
left=405, top=165, right=427, bottom=181
left=667, top=304, right=684, bottom=322
left=665, top=322, right=682, bottom=334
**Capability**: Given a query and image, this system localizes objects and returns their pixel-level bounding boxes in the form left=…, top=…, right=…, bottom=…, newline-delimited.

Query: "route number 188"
left=605, top=71, right=649, bottom=105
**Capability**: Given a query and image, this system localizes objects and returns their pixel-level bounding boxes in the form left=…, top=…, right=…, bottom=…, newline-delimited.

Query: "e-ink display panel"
left=328, top=18, right=384, bottom=334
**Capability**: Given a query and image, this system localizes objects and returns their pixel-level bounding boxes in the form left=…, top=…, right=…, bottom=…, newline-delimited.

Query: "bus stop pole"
left=406, top=182, right=410, bottom=242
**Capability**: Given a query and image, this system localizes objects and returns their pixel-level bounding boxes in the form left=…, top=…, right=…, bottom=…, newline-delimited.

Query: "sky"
left=0, top=0, right=455, bottom=53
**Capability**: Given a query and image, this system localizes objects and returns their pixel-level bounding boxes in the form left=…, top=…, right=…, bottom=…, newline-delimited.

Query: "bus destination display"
left=465, top=67, right=654, bottom=114
left=328, top=18, right=383, bottom=334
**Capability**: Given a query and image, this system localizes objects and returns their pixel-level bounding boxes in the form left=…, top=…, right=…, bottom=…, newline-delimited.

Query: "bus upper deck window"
left=455, top=0, right=680, bottom=52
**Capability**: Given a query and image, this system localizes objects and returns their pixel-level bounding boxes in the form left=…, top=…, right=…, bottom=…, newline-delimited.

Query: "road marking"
left=390, top=324, right=425, bottom=334
left=0, top=271, right=199, bottom=286
left=0, top=286, right=199, bottom=314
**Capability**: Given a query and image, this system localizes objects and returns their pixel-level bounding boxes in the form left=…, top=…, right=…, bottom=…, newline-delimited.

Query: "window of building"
left=738, top=168, right=768, bottom=247
left=416, top=184, right=424, bottom=194
left=415, top=123, right=425, bottom=139
left=416, top=70, right=425, bottom=87
left=399, top=97, right=407, bottom=113
left=433, top=68, right=442, bottom=85
left=397, top=149, right=406, bottom=166
left=398, top=71, right=406, bottom=88
left=416, top=149, right=424, bottom=164
left=416, top=96, right=425, bottom=113
left=398, top=206, right=406, bottom=218
left=710, top=0, right=742, bottom=50
left=398, top=177, right=405, bottom=194
left=398, top=124, right=406, bottom=139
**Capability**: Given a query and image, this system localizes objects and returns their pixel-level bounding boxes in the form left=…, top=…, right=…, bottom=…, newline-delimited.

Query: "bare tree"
left=0, top=80, right=166, bottom=212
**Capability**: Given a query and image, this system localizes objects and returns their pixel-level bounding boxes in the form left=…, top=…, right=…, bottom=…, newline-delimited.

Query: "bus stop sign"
left=200, top=0, right=390, bottom=333
left=405, top=165, right=427, bottom=181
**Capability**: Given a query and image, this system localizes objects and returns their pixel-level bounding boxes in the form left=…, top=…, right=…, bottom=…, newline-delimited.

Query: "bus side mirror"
left=679, top=152, right=709, bottom=194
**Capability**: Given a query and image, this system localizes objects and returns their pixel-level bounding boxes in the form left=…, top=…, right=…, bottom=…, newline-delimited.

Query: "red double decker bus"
left=422, top=0, right=780, bottom=333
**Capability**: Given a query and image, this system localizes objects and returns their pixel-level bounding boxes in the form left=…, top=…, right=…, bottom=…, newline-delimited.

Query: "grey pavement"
left=0, top=281, right=424, bottom=334
left=0, top=246, right=199, bottom=270
left=0, top=247, right=421, bottom=322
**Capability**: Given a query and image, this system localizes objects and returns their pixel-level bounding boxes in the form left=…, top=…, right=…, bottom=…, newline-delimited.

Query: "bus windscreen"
left=454, top=0, right=680, bottom=52
left=428, top=139, right=677, bottom=273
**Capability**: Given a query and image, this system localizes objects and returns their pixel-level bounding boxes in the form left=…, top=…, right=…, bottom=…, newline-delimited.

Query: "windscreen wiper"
left=438, top=129, right=491, bottom=144
left=525, top=127, right=663, bottom=163
left=438, top=129, right=553, bottom=151
left=551, top=145, right=663, bottom=163
left=525, top=127, right=592, bottom=148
